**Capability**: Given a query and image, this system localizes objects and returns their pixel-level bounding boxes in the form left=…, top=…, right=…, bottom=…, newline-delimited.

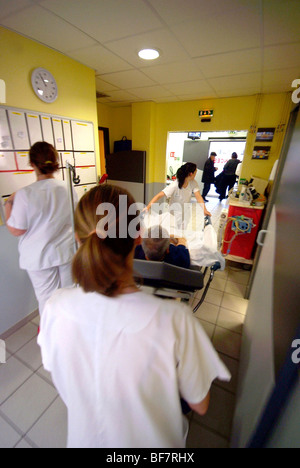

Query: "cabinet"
left=221, top=200, right=264, bottom=262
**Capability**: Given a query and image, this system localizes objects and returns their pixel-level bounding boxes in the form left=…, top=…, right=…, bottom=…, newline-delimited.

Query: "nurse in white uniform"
left=146, top=162, right=211, bottom=229
left=38, top=184, right=230, bottom=448
left=5, top=142, right=77, bottom=315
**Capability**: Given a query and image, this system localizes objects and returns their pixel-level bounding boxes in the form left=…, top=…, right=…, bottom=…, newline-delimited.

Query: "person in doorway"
left=134, top=225, right=191, bottom=269
left=5, top=142, right=77, bottom=316
left=218, top=152, right=241, bottom=201
left=202, top=152, right=217, bottom=202
left=38, top=184, right=230, bottom=448
left=145, top=162, right=211, bottom=229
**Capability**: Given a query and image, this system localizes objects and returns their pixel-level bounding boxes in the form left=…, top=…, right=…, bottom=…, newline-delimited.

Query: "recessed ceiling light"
left=138, top=48, right=160, bottom=60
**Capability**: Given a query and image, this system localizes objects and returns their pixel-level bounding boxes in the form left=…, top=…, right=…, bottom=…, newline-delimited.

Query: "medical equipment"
left=221, top=202, right=264, bottom=259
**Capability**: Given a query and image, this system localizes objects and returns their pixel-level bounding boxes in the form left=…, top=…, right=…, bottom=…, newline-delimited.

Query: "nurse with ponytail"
left=5, top=142, right=77, bottom=315
left=146, top=162, right=211, bottom=229
left=38, top=184, right=230, bottom=448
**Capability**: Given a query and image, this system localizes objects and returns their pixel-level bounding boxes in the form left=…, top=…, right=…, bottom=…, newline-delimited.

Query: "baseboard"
left=0, top=309, right=39, bottom=340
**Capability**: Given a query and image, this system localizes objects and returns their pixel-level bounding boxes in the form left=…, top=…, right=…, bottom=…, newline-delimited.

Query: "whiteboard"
left=0, top=105, right=97, bottom=204
left=7, top=110, right=30, bottom=150
left=71, top=121, right=94, bottom=151
left=0, top=108, right=13, bottom=150
left=40, top=115, right=54, bottom=145
left=26, top=113, right=43, bottom=146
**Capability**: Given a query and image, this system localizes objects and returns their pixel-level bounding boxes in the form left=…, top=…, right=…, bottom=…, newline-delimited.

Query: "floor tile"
left=213, top=326, right=242, bottom=360
left=225, top=280, right=247, bottom=297
left=221, top=293, right=248, bottom=315
left=0, top=373, right=58, bottom=433
left=227, top=268, right=250, bottom=285
left=193, top=385, right=236, bottom=439
left=186, top=419, right=229, bottom=448
left=198, top=288, right=223, bottom=307
left=210, top=276, right=227, bottom=292
left=194, top=301, right=220, bottom=325
left=36, top=365, right=55, bottom=387
left=15, top=438, right=33, bottom=448
left=197, top=319, right=215, bottom=340
left=15, top=337, right=42, bottom=371
left=5, top=323, right=38, bottom=354
left=26, top=397, right=67, bottom=448
left=0, top=414, right=22, bottom=448
left=217, top=308, right=245, bottom=334
left=216, top=354, right=240, bottom=394
left=0, top=356, right=33, bottom=405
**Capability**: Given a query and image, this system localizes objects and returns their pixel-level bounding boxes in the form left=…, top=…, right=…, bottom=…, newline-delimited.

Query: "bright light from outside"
left=138, top=48, right=160, bottom=60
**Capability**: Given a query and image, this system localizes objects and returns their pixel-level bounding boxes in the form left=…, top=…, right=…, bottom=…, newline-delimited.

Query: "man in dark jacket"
left=202, top=152, right=217, bottom=201
left=218, top=152, right=241, bottom=200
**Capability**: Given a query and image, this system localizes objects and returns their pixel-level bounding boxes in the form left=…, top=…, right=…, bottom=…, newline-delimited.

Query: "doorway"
left=98, top=126, right=110, bottom=176
left=166, top=131, right=247, bottom=196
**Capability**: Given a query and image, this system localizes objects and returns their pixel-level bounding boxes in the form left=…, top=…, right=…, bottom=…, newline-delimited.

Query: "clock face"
left=31, top=68, right=58, bottom=103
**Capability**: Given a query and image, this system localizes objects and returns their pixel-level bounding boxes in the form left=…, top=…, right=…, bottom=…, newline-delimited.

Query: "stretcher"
left=134, top=211, right=223, bottom=313
left=133, top=259, right=221, bottom=314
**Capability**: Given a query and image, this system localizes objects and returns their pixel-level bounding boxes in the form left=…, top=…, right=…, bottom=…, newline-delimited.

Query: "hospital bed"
left=134, top=211, right=224, bottom=313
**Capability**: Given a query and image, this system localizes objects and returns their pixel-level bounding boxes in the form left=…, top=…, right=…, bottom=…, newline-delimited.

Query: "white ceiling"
left=1, top=0, right=300, bottom=106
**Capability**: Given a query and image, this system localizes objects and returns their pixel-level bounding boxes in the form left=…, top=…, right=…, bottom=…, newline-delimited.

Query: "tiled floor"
left=0, top=196, right=250, bottom=448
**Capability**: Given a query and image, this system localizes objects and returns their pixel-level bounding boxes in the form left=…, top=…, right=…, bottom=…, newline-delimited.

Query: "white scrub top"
left=38, top=288, right=231, bottom=448
left=163, top=179, right=200, bottom=206
left=163, top=180, right=200, bottom=229
left=7, top=179, right=77, bottom=271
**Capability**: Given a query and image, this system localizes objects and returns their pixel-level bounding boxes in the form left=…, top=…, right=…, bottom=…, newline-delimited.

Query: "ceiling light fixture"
left=138, top=48, right=160, bottom=60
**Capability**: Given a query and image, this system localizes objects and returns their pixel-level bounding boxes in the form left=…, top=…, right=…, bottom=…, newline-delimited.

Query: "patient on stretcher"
left=134, top=225, right=191, bottom=269
left=139, top=211, right=225, bottom=270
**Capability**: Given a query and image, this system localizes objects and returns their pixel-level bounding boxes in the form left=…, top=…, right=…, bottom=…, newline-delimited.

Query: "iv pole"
left=66, top=161, right=80, bottom=255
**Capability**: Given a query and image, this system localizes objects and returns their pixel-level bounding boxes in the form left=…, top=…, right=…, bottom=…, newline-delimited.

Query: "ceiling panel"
left=209, top=72, right=261, bottom=93
left=263, top=0, right=300, bottom=46
left=0, top=0, right=32, bottom=20
left=148, top=0, right=258, bottom=26
left=98, top=69, right=156, bottom=89
left=170, top=5, right=261, bottom=58
left=127, top=85, right=176, bottom=100
left=262, top=67, right=300, bottom=93
left=263, top=43, right=300, bottom=71
left=195, top=48, right=262, bottom=79
left=141, top=60, right=204, bottom=84
left=68, top=44, right=133, bottom=74
left=1, top=4, right=97, bottom=52
left=163, top=78, right=216, bottom=95
left=39, top=0, right=163, bottom=43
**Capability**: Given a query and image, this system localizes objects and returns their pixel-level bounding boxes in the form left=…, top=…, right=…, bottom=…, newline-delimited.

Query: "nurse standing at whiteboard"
left=5, top=142, right=78, bottom=316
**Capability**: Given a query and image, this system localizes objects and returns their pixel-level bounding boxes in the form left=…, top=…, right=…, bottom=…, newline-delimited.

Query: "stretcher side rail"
left=133, top=259, right=221, bottom=313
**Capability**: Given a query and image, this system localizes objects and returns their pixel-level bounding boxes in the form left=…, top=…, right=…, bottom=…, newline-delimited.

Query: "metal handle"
left=257, top=229, right=268, bottom=246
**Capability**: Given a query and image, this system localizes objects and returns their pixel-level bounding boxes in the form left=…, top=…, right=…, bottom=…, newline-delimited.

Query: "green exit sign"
left=199, top=110, right=214, bottom=117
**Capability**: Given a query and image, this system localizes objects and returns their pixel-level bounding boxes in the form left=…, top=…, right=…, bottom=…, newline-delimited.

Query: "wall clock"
left=31, top=68, right=58, bottom=103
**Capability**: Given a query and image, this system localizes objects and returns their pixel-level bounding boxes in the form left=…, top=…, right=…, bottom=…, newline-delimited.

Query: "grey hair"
left=142, top=225, right=170, bottom=261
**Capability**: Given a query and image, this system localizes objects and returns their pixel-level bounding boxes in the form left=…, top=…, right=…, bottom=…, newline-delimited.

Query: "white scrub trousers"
left=27, top=262, right=73, bottom=315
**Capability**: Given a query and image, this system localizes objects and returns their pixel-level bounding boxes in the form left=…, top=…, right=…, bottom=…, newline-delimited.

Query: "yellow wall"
left=0, top=27, right=100, bottom=172
left=97, top=103, right=132, bottom=154
left=131, top=93, right=292, bottom=184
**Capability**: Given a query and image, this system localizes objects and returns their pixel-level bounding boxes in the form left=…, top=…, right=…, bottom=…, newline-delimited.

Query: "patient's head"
left=142, top=225, right=170, bottom=261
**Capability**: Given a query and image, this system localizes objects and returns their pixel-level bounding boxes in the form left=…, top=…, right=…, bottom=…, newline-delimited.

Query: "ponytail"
left=176, top=162, right=197, bottom=189
left=72, top=185, right=137, bottom=297
left=29, top=142, right=59, bottom=174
